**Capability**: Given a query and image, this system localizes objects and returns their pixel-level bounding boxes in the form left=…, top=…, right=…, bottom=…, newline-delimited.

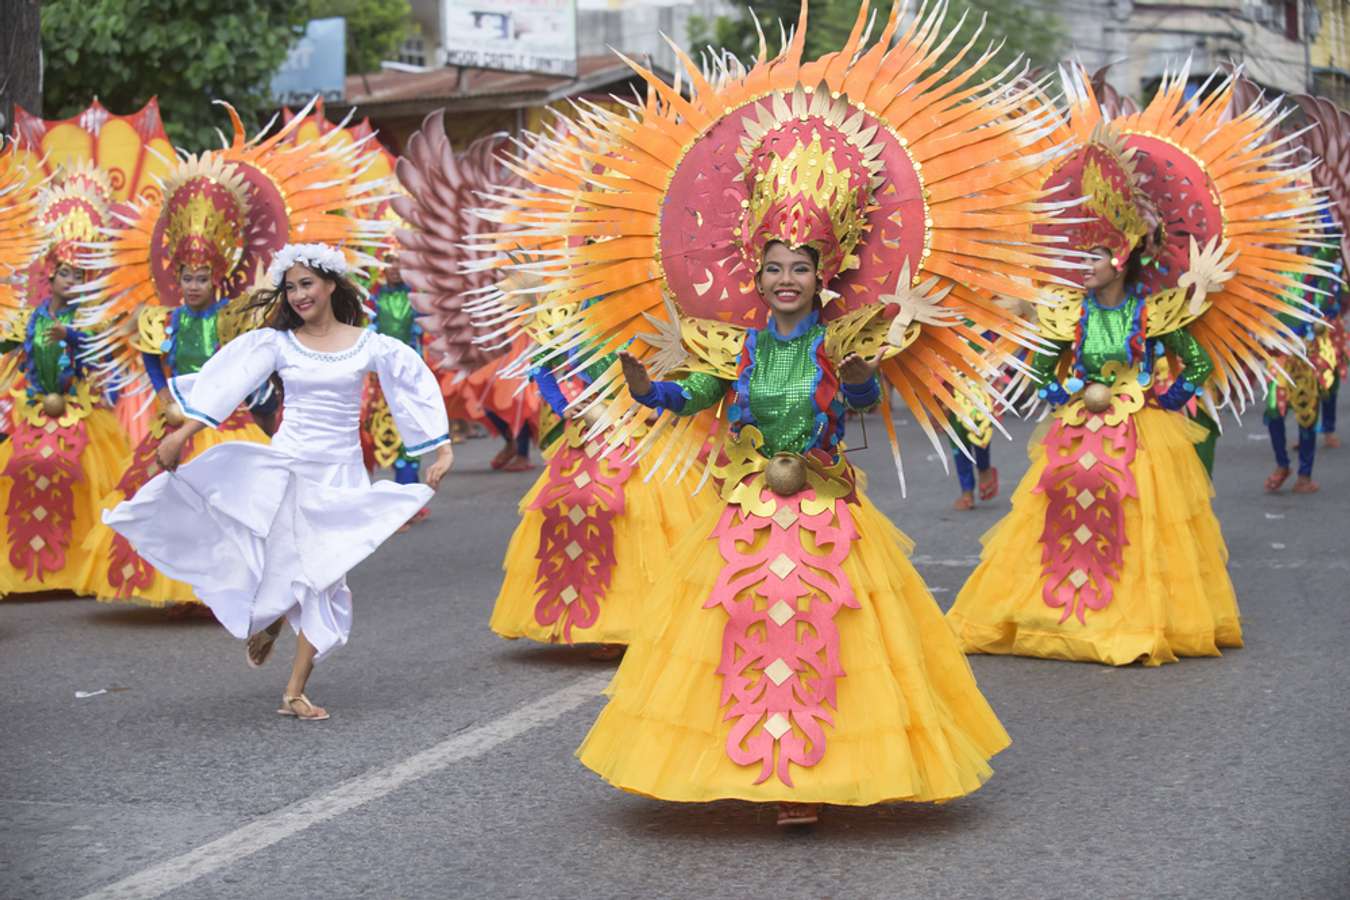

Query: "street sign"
left=272, top=17, right=347, bottom=106
left=442, top=0, right=578, bottom=77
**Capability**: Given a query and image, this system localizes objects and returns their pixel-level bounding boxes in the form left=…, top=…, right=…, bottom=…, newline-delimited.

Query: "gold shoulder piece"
left=0, top=307, right=33, bottom=344
left=823, top=305, right=894, bottom=363
left=135, top=306, right=171, bottom=354
left=1145, top=286, right=1200, bottom=337
left=1035, top=288, right=1082, bottom=342
left=217, top=292, right=270, bottom=345
left=676, top=317, right=746, bottom=379
left=524, top=293, right=582, bottom=347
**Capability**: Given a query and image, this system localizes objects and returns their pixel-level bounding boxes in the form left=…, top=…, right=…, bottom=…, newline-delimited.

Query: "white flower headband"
left=267, top=242, right=349, bottom=288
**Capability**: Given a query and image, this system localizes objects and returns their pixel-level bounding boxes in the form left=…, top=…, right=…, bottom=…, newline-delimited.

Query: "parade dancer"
left=1263, top=245, right=1341, bottom=494
left=105, top=245, right=453, bottom=720
left=0, top=162, right=130, bottom=597
left=476, top=1, right=1073, bottom=825
left=948, top=69, right=1331, bottom=666
left=76, top=154, right=274, bottom=605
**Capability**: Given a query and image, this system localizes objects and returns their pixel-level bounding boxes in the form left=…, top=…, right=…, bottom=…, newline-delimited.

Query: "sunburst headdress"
left=1039, top=123, right=1148, bottom=268
left=469, top=0, right=1075, bottom=484
left=1027, top=62, right=1334, bottom=407
left=36, top=162, right=113, bottom=276
left=157, top=153, right=249, bottom=286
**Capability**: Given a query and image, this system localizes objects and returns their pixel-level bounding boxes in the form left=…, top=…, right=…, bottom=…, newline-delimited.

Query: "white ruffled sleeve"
left=373, top=334, right=450, bottom=456
left=168, top=329, right=279, bottom=428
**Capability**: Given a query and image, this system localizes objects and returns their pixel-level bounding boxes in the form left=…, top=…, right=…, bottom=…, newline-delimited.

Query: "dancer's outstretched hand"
left=425, top=443, right=454, bottom=490
left=839, top=353, right=879, bottom=385
left=618, top=351, right=652, bottom=398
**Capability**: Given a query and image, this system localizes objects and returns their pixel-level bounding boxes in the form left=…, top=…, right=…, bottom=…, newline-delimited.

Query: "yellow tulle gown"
left=489, top=420, right=708, bottom=646
left=0, top=403, right=128, bottom=597
left=949, top=402, right=1242, bottom=667
left=578, top=478, right=1011, bottom=805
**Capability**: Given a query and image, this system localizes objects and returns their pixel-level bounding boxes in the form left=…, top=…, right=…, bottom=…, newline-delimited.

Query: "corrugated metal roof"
left=343, top=55, right=654, bottom=108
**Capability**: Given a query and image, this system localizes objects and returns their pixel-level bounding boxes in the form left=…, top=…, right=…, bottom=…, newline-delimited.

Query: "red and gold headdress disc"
left=735, top=91, right=881, bottom=290
left=38, top=162, right=113, bottom=275
left=156, top=154, right=249, bottom=285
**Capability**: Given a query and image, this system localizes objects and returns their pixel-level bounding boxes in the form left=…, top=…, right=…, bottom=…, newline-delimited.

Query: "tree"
left=307, top=0, right=412, bottom=75
left=688, top=0, right=1064, bottom=78
left=41, top=0, right=306, bottom=152
left=0, top=0, right=42, bottom=131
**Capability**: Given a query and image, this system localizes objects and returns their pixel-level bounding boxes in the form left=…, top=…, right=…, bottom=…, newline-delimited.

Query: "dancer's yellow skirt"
left=0, top=408, right=128, bottom=597
left=577, top=491, right=1011, bottom=805
left=489, top=451, right=708, bottom=645
left=76, top=419, right=271, bottom=606
left=947, top=407, right=1242, bottom=666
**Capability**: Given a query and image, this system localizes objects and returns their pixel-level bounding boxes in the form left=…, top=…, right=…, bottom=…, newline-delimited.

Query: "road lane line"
left=79, top=672, right=610, bottom=900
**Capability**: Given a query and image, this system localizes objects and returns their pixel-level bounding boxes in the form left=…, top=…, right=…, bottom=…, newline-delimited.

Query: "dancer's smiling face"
left=284, top=264, right=336, bottom=324
left=756, top=241, right=820, bottom=319
left=178, top=266, right=215, bottom=310
left=1084, top=247, right=1120, bottom=291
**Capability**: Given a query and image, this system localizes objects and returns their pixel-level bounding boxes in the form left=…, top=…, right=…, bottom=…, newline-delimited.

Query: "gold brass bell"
left=1083, top=382, right=1113, bottom=414
left=41, top=392, right=67, bottom=418
left=764, top=453, right=808, bottom=497
left=163, top=402, right=186, bottom=428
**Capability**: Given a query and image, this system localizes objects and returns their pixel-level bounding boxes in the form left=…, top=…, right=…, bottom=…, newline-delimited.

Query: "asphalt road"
left=3, top=411, right=1348, bottom=899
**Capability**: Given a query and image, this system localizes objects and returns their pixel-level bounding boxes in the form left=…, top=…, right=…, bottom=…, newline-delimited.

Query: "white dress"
left=105, top=327, right=449, bottom=659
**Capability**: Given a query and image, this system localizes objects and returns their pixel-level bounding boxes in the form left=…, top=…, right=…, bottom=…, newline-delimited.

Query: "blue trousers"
left=1268, top=417, right=1316, bottom=476
left=953, top=443, right=992, bottom=492
left=1322, top=386, right=1337, bottom=434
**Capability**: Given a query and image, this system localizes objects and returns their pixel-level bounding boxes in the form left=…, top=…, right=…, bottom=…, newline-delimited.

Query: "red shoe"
left=978, top=467, right=1000, bottom=501
left=490, top=445, right=515, bottom=470
left=1325, top=434, right=1341, bottom=449
left=501, top=454, right=534, bottom=472
left=952, top=492, right=974, bottom=511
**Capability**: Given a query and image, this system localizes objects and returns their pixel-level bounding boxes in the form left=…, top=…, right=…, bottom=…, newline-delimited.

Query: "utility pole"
left=0, top=0, right=42, bottom=133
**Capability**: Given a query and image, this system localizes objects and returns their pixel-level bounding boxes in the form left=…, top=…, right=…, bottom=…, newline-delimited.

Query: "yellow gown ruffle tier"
left=489, top=440, right=708, bottom=646
left=577, top=490, right=1011, bottom=806
left=947, top=407, right=1242, bottom=666
left=0, top=407, right=129, bottom=597
left=75, top=414, right=271, bottom=606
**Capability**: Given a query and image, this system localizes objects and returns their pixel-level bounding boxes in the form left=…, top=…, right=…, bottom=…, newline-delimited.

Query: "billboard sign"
left=272, top=17, right=347, bottom=105
left=442, top=0, right=578, bottom=76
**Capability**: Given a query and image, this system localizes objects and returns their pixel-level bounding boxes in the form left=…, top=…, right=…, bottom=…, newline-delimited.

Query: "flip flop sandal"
left=1264, top=467, right=1291, bottom=492
left=952, top=494, right=975, bottom=511
left=776, top=803, right=820, bottom=826
left=277, top=694, right=330, bottom=721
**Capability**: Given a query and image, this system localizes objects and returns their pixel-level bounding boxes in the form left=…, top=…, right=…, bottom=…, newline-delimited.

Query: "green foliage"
left=687, top=0, right=1064, bottom=78
left=307, top=0, right=412, bottom=75
left=41, top=0, right=306, bottom=152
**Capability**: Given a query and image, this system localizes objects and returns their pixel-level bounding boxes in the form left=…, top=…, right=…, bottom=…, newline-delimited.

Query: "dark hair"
left=245, top=264, right=367, bottom=330
left=1122, top=244, right=1147, bottom=288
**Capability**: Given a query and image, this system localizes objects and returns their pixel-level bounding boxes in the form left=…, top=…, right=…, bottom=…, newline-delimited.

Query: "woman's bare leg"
left=280, top=632, right=327, bottom=718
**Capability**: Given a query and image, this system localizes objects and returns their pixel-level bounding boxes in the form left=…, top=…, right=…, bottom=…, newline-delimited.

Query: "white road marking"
left=79, top=672, right=610, bottom=900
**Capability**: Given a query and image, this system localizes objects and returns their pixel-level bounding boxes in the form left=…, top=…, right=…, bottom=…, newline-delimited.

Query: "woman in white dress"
left=106, top=244, right=454, bottom=721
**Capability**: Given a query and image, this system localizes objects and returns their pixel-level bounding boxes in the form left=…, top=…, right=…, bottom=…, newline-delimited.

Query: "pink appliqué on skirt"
left=1035, top=414, right=1139, bottom=623
left=707, top=485, right=859, bottom=787
left=529, top=438, right=636, bottom=642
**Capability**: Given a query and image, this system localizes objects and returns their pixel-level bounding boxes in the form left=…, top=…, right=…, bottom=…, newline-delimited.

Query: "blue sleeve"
left=632, top=379, right=690, bottom=413
left=532, top=366, right=570, bottom=418
left=143, top=352, right=168, bottom=391
left=841, top=376, right=880, bottom=409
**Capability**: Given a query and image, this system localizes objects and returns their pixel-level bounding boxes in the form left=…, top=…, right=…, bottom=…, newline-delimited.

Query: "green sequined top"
left=0, top=300, right=82, bottom=395
left=661, top=313, right=878, bottom=456
left=1030, top=294, right=1213, bottom=386
left=371, top=285, right=420, bottom=351
left=166, top=301, right=225, bottom=376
